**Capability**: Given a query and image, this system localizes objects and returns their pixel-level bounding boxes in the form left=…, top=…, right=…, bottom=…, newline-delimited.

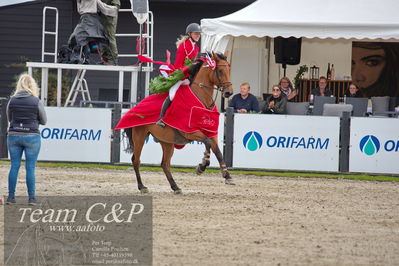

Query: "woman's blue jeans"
left=7, top=134, right=41, bottom=198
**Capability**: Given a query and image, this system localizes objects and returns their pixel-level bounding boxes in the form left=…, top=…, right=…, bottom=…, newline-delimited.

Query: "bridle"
left=192, top=61, right=232, bottom=108
left=193, top=63, right=232, bottom=91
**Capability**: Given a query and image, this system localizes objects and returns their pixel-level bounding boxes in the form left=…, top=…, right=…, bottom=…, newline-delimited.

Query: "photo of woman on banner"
left=352, top=42, right=399, bottom=97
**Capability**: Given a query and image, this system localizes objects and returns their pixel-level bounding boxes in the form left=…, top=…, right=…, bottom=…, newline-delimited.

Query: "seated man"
left=262, top=85, right=287, bottom=114
left=229, top=82, right=260, bottom=113
left=311, top=76, right=332, bottom=97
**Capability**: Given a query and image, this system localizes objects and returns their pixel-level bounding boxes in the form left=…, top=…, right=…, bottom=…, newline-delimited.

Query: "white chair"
left=345, top=97, right=368, bottom=117
left=312, top=96, right=336, bottom=115
left=371, top=96, right=390, bottom=117
left=286, top=102, right=310, bottom=115
left=322, top=103, right=353, bottom=117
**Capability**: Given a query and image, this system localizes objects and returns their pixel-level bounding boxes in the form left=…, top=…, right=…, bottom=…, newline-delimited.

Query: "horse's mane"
left=214, top=52, right=227, bottom=60
left=202, top=51, right=227, bottom=61
left=188, top=57, right=205, bottom=81
left=188, top=52, right=227, bottom=82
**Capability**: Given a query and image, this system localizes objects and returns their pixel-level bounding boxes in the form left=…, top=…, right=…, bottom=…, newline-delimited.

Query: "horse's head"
left=210, top=52, right=233, bottom=98
left=189, top=52, right=233, bottom=108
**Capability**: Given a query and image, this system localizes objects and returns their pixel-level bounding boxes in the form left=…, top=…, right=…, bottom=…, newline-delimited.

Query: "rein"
left=191, top=63, right=232, bottom=109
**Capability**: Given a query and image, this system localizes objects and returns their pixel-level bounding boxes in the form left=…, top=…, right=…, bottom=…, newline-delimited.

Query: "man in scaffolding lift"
left=100, top=0, right=121, bottom=65
left=70, top=0, right=119, bottom=64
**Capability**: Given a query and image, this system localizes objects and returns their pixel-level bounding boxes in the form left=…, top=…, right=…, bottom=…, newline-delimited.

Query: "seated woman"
left=229, top=82, right=260, bottom=113
left=263, top=85, right=287, bottom=114
left=345, top=83, right=364, bottom=97
left=311, top=76, right=332, bottom=97
left=279, top=77, right=297, bottom=101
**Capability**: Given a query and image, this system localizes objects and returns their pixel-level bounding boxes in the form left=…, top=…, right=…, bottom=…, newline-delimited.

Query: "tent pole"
left=283, top=63, right=287, bottom=77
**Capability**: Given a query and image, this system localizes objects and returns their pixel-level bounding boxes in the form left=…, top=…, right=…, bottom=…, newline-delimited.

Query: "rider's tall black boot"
left=157, top=97, right=172, bottom=127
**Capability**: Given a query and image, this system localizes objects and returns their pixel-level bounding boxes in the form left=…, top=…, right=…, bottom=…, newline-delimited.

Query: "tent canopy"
left=201, top=0, right=399, bottom=40
left=0, top=0, right=36, bottom=7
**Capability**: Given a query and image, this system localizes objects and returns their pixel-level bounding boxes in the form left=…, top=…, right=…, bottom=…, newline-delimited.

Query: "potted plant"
left=293, top=65, right=308, bottom=90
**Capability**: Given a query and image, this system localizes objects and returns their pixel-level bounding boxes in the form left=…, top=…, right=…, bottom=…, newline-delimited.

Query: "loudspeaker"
left=132, top=0, right=148, bottom=13
left=274, top=37, right=302, bottom=65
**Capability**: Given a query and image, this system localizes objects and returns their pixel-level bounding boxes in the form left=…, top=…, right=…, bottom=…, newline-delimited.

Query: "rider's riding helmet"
left=186, top=23, right=201, bottom=34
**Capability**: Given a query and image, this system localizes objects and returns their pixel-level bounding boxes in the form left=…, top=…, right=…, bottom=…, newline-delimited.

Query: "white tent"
left=200, top=0, right=399, bottom=99
left=0, top=0, right=36, bottom=7
left=201, top=0, right=399, bottom=50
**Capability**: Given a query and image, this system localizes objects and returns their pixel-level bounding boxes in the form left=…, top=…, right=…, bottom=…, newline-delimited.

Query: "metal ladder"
left=64, top=70, right=91, bottom=107
left=116, top=9, right=154, bottom=65
left=42, top=7, right=154, bottom=106
left=116, top=9, right=154, bottom=101
left=42, top=6, right=59, bottom=63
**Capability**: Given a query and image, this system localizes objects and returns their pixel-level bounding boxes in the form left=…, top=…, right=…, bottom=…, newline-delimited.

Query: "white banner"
left=120, top=110, right=224, bottom=167
left=349, top=117, right=399, bottom=174
left=38, top=107, right=112, bottom=163
left=233, top=114, right=340, bottom=171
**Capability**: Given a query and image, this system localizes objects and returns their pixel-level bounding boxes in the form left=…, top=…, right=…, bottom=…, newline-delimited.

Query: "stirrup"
left=156, top=120, right=166, bottom=127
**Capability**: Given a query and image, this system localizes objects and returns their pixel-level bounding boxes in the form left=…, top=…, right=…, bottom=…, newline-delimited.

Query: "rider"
left=156, top=22, right=201, bottom=127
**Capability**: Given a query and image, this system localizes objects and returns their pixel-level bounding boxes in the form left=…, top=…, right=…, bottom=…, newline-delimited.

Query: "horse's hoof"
left=196, top=164, right=203, bottom=175
left=174, top=188, right=182, bottom=195
left=140, top=187, right=149, bottom=193
left=225, top=178, right=236, bottom=185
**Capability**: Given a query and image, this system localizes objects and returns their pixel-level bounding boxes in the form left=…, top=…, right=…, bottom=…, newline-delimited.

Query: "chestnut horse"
left=125, top=52, right=234, bottom=194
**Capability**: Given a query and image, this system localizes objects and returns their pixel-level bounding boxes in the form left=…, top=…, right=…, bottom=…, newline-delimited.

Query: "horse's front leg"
left=196, top=143, right=211, bottom=175
left=205, top=137, right=235, bottom=185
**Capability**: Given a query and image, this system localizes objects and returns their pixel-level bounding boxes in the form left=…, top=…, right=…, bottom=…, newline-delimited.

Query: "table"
left=372, top=111, right=399, bottom=118
left=297, top=79, right=352, bottom=102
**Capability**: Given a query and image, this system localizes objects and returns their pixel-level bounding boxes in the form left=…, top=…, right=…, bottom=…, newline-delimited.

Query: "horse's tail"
left=123, top=128, right=134, bottom=153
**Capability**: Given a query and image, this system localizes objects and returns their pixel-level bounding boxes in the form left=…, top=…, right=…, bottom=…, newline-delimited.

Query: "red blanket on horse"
left=115, top=85, right=220, bottom=138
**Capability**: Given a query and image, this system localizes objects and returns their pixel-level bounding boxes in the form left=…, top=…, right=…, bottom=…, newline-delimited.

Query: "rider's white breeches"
left=169, top=79, right=190, bottom=101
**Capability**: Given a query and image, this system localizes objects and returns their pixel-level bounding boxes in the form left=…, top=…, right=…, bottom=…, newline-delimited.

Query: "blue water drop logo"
left=359, top=135, right=380, bottom=156
left=243, top=131, right=263, bottom=151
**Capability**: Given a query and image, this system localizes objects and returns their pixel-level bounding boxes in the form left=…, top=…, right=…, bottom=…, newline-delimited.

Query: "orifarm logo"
left=359, top=135, right=399, bottom=156
left=359, top=135, right=380, bottom=156
left=243, top=131, right=263, bottom=151
left=242, top=131, right=329, bottom=152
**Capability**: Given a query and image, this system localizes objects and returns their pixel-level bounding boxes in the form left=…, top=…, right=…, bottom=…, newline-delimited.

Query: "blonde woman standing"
left=6, top=74, right=47, bottom=205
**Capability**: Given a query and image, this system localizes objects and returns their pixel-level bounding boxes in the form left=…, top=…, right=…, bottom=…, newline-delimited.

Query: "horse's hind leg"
left=131, top=127, right=149, bottom=193
left=206, top=137, right=235, bottom=185
left=196, top=143, right=211, bottom=175
left=160, top=142, right=182, bottom=194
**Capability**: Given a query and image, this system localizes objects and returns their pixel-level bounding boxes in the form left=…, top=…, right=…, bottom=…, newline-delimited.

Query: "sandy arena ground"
left=0, top=164, right=398, bottom=265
